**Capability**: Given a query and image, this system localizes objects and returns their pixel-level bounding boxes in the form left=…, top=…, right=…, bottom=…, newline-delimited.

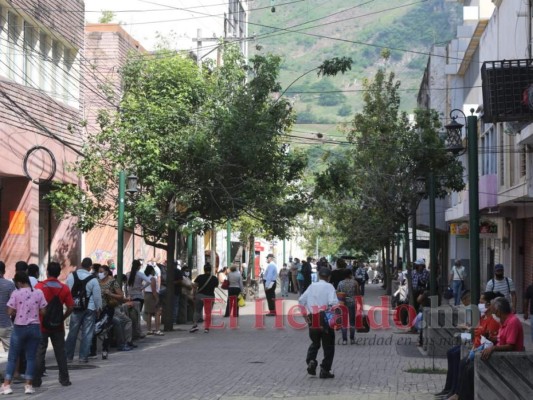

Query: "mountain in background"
left=249, top=0, right=461, bottom=127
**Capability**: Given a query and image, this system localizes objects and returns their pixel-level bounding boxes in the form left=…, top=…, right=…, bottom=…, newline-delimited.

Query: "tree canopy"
left=48, top=45, right=309, bottom=246
left=314, top=66, right=465, bottom=255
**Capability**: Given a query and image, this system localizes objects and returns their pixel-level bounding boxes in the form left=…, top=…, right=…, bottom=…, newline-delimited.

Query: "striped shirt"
left=0, top=278, right=16, bottom=328
left=485, top=277, right=515, bottom=297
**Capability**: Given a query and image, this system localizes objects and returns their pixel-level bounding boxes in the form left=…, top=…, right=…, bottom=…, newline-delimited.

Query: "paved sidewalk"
left=1, top=283, right=446, bottom=399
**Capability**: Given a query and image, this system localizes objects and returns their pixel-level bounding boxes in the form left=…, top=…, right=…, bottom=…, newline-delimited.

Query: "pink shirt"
left=498, top=314, right=525, bottom=351
left=7, top=288, right=47, bottom=326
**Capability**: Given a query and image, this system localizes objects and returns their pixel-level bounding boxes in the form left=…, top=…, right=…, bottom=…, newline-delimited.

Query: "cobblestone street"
left=0, top=283, right=449, bottom=400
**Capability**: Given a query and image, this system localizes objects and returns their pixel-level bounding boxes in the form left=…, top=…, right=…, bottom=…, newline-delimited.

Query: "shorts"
left=143, top=293, right=159, bottom=314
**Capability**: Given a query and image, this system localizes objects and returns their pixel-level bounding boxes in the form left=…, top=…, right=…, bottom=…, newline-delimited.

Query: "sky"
left=84, top=0, right=230, bottom=51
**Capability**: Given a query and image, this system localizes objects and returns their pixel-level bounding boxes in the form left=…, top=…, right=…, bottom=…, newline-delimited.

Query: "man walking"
left=34, top=262, right=74, bottom=387
left=449, top=260, right=466, bottom=306
left=65, top=257, right=102, bottom=363
left=485, top=263, right=517, bottom=313
left=299, top=268, right=338, bottom=379
left=264, top=254, right=278, bottom=316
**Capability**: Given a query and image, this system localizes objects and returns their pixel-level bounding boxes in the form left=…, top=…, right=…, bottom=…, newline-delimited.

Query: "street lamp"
left=117, top=171, right=138, bottom=285
left=445, top=109, right=480, bottom=307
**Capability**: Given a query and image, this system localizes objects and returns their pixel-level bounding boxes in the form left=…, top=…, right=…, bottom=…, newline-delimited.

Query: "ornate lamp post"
left=117, top=172, right=138, bottom=285
left=445, top=108, right=480, bottom=306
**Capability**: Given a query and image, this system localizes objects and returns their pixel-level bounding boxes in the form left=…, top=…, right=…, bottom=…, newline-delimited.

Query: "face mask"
left=492, top=314, right=501, bottom=323
left=184, top=272, right=190, bottom=277
left=478, top=303, right=487, bottom=314
left=98, top=272, right=106, bottom=280
left=495, top=272, right=504, bottom=279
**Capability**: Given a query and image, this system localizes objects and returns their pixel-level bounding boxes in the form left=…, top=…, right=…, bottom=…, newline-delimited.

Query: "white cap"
left=414, top=258, right=425, bottom=265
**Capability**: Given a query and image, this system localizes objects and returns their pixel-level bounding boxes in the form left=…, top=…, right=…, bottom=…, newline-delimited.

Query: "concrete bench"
left=422, top=305, right=470, bottom=356
left=474, top=352, right=533, bottom=400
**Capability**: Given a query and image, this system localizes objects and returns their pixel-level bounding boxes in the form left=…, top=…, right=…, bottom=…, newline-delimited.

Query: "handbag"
left=443, top=286, right=454, bottom=300
left=238, top=293, right=245, bottom=307
left=221, top=279, right=229, bottom=290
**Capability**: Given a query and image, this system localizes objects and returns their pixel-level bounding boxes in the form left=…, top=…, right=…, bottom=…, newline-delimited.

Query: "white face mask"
left=478, top=303, right=487, bottom=314
left=492, top=314, right=501, bottom=323
left=98, top=272, right=106, bottom=280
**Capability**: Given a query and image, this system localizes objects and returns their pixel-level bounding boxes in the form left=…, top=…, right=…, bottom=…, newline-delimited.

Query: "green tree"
left=47, top=45, right=309, bottom=246
left=98, top=10, right=115, bottom=23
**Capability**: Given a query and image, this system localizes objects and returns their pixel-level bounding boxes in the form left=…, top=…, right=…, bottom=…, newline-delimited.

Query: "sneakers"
left=1, top=384, right=13, bottom=395
left=189, top=325, right=199, bottom=333
left=204, top=329, right=209, bottom=333
left=118, top=344, right=133, bottom=351
left=319, top=369, right=335, bottom=379
left=153, top=330, right=164, bottom=336
left=24, top=385, right=35, bottom=394
left=307, top=360, right=317, bottom=376
left=342, top=340, right=347, bottom=345
left=102, top=351, right=108, bottom=360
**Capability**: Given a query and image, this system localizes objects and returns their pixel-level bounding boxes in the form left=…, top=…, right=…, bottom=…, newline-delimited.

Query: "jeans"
left=281, top=280, right=289, bottom=297
left=264, top=281, right=277, bottom=313
left=34, top=330, right=69, bottom=386
left=65, top=309, right=96, bottom=361
left=306, top=324, right=335, bottom=371
left=194, top=294, right=214, bottom=328
left=113, top=306, right=133, bottom=346
left=5, top=324, right=41, bottom=381
left=443, top=345, right=461, bottom=393
left=341, top=303, right=356, bottom=341
left=127, top=301, right=142, bottom=339
left=452, top=280, right=463, bottom=306
left=224, top=287, right=241, bottom=317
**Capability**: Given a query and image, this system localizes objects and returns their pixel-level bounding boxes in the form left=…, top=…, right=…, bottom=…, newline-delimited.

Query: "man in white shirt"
left=299, top=268, right=338, bottom=379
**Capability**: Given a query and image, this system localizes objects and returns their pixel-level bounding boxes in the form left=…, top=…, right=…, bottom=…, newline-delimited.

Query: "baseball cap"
left=494, top=263, right=504, bottom=271
left=414, top=258, right=425, bottom=265
left=318, top=267, right=331, bottom=278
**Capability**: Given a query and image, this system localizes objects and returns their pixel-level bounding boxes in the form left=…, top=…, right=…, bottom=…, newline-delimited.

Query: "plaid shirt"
left=412, top=268, right=429, bottom=290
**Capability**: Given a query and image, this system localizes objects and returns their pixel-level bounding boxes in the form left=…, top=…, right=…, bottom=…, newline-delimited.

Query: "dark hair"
left=144, top=264, right=155, bottom=277
left=15, top=261, right=28, bottom=272
left=0, top=261, right=5, bottom=275
left=47, top=262, right=61, bottom=278
left=81, top=257, right=93, bottom=269
left=128, top=259, right=142, bottom=287
left=344, top=269, right=353, bottom=279
left=14, top=271, right=32, bottom=290
left=28, top=264, right=39, bottom=279
left=482, top=291, right=502, bottom=304
left=92, top=263, right=101, bottom=273
left=204, top=264, right=212, bottom=273
left=99, top=265, right=111, bottom=275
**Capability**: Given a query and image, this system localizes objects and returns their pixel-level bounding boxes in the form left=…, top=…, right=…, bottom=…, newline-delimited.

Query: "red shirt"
left=497, top=313, right=525, bottom=351
left=35, top=278, right=74, bottom=333
left=474, top=314, right=500, bottom=348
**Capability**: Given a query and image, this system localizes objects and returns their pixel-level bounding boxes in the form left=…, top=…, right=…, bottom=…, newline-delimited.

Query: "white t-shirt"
left=452, top=266, right=466, bottom=281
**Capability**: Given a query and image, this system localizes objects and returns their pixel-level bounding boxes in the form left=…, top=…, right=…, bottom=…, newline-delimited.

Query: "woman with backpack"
left=2, top=272, right=47, bottom=395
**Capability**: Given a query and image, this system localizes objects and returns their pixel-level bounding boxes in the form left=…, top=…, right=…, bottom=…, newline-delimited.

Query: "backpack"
left=42, top=286, right=64, bottom=331
left=71, top=272, right=96, bottom=311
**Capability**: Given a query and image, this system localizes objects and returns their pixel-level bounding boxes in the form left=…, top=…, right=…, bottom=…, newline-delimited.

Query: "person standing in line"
left=337, top=269, right=360, bottom=345
left=0, top=262, right=15, bottom=359
left=190, top=264, right=219, bottom=333
left=299, top=268, right=338, bottom=379
left=279, top=263, right=290, bottom=298
left=1, top=272, right=47, bottom=395
left=263, top=254, right=278, bottom=316
left=449, top=260, right=467, bottom=306
left=290, top=259, right=299, bottom=294
left=301, top=257, right=313, bottom=294
left=224, top=265, right=244, bottom=318
left=126, top=259, right=152, bottom=339
left=295, top=258, right=304, bottom=295
left=34, top=262, right=74, bottom=387
left=143, top=264, right=163, bottom=336
left=65, top=257, right=102, bottom=363
left=485, top=263, right=517, bottom=313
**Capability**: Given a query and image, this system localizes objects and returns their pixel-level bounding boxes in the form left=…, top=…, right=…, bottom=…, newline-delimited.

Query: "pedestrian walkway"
left=0, top=283, right=446, bottom=399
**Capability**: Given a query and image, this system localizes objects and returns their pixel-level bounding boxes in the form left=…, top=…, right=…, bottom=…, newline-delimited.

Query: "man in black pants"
left=299, top=268, right=339, bottom=379
left=263, top=254, right=278, bottom=316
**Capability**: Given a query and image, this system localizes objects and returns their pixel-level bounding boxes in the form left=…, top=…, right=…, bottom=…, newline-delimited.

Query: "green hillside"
left=250, top=0, right=460, bottom=127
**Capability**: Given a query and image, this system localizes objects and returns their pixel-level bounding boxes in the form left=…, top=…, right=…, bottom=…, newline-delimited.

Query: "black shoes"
left=307, top=360, right=317, bottom=376
left=319, top=369, right=335, bottom=379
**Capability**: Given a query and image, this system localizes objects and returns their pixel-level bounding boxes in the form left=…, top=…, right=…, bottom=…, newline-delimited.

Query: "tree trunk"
left=163, top=228, right=176, bottom=331
left=247, top=235, right=255, bottom=283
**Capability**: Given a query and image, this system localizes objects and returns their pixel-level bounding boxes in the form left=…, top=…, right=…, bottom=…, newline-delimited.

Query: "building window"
left=23, top=22, right=37, bottom=86
left=520, top=145, right=527, bottom=178
left=7, top=11, right=22, bottom=83
left=481, top=127, right=497, bottom=176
